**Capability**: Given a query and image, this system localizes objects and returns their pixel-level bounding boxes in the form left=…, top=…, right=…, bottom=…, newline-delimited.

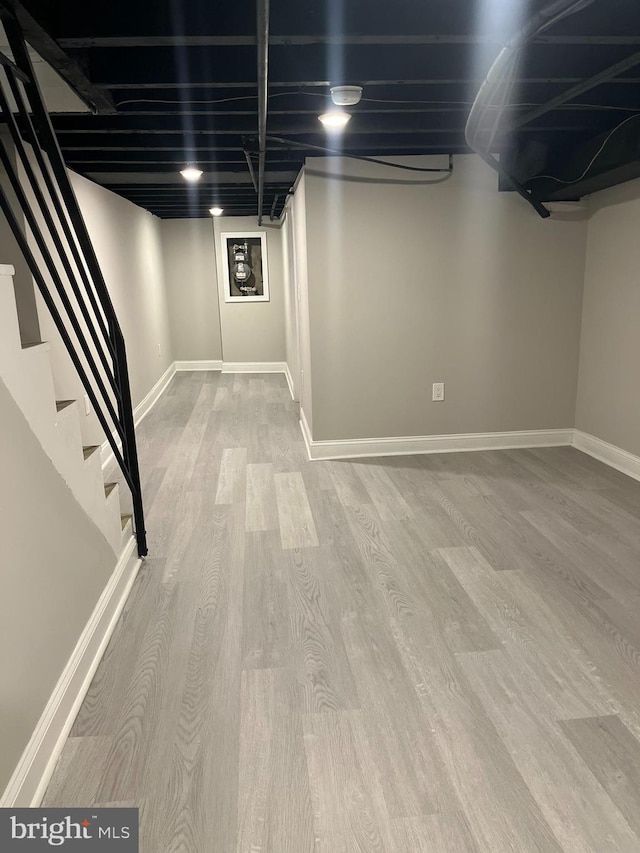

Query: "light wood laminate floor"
left=44, top=372, right=640, bottom=852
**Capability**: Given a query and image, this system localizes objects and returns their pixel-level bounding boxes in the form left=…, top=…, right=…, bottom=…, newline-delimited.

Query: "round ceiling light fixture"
left=180, top=166, right=203, bottom=182
left=330, top=85, right=363, bottom=106
left=209, top=206, right=224, bottom=216
left=318, top=111, right=351, bottom=131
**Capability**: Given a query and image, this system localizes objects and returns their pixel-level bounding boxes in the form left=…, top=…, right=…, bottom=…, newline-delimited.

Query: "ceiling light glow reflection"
left=318, top=111, right=351, bottom=131
left=180, top=166, right=203, bottom=182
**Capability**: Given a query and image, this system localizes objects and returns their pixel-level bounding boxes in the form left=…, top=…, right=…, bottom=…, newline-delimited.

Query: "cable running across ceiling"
left=465, top=0, right=596, bottom=218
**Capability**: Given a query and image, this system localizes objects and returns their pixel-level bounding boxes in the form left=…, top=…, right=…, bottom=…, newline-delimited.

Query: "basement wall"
left=0, top=129, right=40, bottom=345
left=159, top=215, right=286, bottom=366
left=288, top=174, right=313, bottom=424
left=33, top=170, right=173, bottom=445
left=0, top=375, right=115, bottom=795
left=212, top=215, right=286, bottom=363
left=160, top=218, right=223, bottom=362
left=575, top=178, right=640, bottom=457
left=300, top=154, right=587, bottom=442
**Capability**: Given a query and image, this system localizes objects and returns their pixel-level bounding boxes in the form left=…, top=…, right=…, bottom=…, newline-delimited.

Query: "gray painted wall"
left=0, top=130, right=40, bottom=345
left=0, top=376, right=115, bottom=794
left=281, top=202, right=299, bottom=398
left=212, top=216, right=286, bottom=363
left=290, top=177, right=313, bottom=426
left=161, top=218, right=222, bottom=362
left=33, top=171, right=173, bottom=445
left=302, top=155, right=587, bottom=441
left=70, top=172, right=174, bottom=408
left=576, top=180, right=640, bottom=456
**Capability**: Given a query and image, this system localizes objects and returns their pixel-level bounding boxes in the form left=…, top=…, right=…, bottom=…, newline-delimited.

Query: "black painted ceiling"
left=8, top=0, right=640, bottom=218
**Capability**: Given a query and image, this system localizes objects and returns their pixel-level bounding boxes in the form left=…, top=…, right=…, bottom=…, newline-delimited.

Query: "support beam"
left=54, top=124, right=587, bottom=136
left=98, top=77, right=590, bottom=91
left=84, top=170, right=297, bottom=184
left=0, top=2, right=115, bottom=113
left=57, top=34, right=640, bottom=48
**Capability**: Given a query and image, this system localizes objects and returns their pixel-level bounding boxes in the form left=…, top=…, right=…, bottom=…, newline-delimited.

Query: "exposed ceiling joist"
left=57, top=34, right=640, bottom=48
left=55, top=103, right=640, bottom=119
left=0, top=1, right=115, bottom=112
left=62, top=142, right=473, bottom=152
left=10, top=0, right=640, bottom=218
left=85, top=171, right=297, bottom=184
left=55, top=125, right=589, bottom=137
left=506, top=49, right=640, bottom=131
left=98, top=77, right=592, bottom=91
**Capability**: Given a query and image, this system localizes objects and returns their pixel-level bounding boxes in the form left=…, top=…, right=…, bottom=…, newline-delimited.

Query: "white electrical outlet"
left=84, top=394, right=91, bottom=415
left=432, top=382, right=445, bottom=402
left=157, top=343, right=162, bottom=357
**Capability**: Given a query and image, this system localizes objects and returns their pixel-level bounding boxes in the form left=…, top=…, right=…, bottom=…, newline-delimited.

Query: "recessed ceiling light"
left=330, top=85, right=363, bottom=106
left=180, top=166, right=203, bottom=182
left=318, top=111, right=351, bottom=131
left=209, top=206, right=224, bottom=216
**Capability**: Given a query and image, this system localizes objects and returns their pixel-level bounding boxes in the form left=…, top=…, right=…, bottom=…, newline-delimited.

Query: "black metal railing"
left=0, top=10, right=147, bottom=556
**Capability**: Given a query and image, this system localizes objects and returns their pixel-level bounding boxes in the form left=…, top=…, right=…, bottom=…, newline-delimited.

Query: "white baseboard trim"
left=221, top=361, right=287, bottom=373
left=300, top=420, right=573, bottom=461
left=101, top=362, right=176, bottom=471
left=0, top=538, right=142, bottom=808
left=283, top=363, right=295, bottom=401
left=300, top=407, right=313, bottom=458
left=174, top=360, right=223, bottom=371
left=572, top=430, right=640, bottom=482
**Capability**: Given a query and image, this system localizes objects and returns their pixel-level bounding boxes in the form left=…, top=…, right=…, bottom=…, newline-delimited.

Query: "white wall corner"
left=299, top=407, right=313, bottom=460
left=283, top=363, right=295, bottom=400
left=174, top=360, right=223, bottom=371
left=101, top=361, right=176, bottom=470
left=0, top=539, right=142, bottom=808
left=572, top=430, right=640, bottom=482
left=300, top=423, right=574, bottom=462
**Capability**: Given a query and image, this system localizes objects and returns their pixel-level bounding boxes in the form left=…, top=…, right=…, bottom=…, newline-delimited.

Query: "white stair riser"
left=103, top=484, right=124, bottom=554
left=0, top=271, right=124, bottom=557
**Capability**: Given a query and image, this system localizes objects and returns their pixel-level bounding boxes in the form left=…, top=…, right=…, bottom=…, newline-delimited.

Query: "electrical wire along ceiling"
left=3, top=0, right=640, bottom=219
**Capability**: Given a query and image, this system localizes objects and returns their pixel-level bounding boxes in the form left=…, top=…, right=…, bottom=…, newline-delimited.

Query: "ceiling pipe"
left=256, top=0, right=270, bottom=225
left=243, top=147, right=258, bottom=193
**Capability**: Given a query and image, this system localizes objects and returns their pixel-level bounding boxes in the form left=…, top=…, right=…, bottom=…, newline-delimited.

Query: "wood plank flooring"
left=44, top=372, right=640, bottom=851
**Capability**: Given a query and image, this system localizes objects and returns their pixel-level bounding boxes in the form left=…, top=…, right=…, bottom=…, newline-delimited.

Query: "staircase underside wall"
left=0, top=375, right=116, bottom=795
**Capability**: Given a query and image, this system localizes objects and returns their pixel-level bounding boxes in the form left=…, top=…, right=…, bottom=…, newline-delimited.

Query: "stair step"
left=121, top=513, right=132, bottom=531
left=82, top=445, right=100, bottom=461
left=104, top=482, right=117, bottom=498
left=55, top=399, right=75, bottom=412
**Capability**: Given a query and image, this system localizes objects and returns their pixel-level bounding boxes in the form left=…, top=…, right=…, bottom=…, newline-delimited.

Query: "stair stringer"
left=0, top=264, right=130, bottom=556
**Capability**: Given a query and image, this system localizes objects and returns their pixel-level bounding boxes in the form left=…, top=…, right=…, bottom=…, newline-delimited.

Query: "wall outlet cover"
left=432, top=382, right=445, bottom=402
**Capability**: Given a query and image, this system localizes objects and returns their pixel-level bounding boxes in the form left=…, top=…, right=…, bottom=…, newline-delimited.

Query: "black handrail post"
left=113, top=329, right=148, bottom=557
